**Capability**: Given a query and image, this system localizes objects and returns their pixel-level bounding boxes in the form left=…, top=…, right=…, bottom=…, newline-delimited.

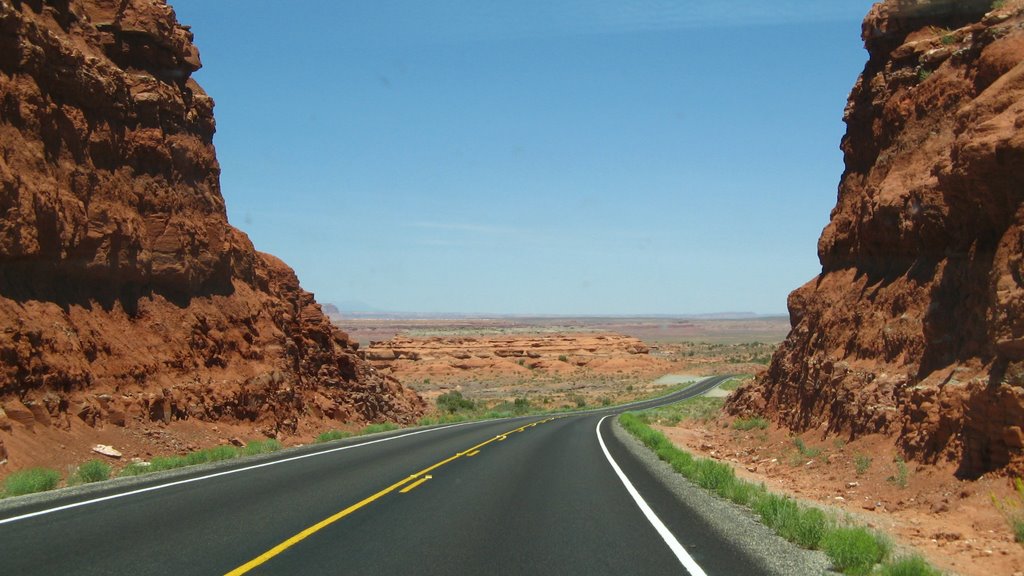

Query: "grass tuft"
left=733, top=416, right=769, bottom=431
left=821, top=526, right=890, bottom=575
left=75, top=459, right=111, bottom=484
left=315, top=430, right=354, bottom=443
left=359, top=422, right=400, bottom=436
left=878, top=555, right=944, bottom=576
left=243, top=439, right=282, bottom=456
left=3, top=467, right=62, bottom=497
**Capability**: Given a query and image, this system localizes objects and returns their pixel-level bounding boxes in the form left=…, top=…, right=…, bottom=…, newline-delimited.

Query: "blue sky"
left=171, top=0, right=877, bottom=315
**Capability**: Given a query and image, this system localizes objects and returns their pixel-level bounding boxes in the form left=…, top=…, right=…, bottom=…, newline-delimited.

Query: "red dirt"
left=660, top=411, right=1024, bottom=576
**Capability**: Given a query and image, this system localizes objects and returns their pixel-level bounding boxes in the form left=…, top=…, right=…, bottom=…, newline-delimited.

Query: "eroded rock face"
left=0, top=0, right=422, bottom=451
left=365, top=333, right=656, bottom=381
left=727, top=0, right=1024, bottom=477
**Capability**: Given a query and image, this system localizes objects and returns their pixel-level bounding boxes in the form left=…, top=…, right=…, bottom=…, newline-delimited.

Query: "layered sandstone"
left=728, top=0, right=1024, bottom=477
left=365, top=333, right=661, bottom=382
left=0, top=0, right=421, bottom=467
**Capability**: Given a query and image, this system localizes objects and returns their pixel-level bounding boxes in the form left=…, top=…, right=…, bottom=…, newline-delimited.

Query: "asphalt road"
left=0, top=375, right=768, bottom=575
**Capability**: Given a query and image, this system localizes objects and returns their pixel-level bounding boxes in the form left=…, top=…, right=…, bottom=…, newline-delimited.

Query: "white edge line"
left=0, top=420, right=482, bottom=526
left=596, top=415, right=708, bottom=576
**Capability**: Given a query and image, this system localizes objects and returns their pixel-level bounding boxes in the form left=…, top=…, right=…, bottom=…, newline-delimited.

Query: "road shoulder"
left=611, top=418, right=835, bottom=576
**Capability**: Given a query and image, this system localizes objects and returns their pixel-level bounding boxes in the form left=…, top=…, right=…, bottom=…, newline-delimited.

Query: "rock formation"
left=728, top=0, right=1024, bottom=477
left=0, top=0, right=422, bottom=463
left=365, top=333, right=657, bottom=382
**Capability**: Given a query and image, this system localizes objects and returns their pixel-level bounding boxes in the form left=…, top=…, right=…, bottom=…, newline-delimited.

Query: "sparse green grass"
left=992, top=477, right=1024, bottom=544
left=243, top=439, right=282, bottom=456
left=888, top=457, right=909, bottom=488
left=792, top=437, right=822, bottom=459
left=118, top=462, right=152, bottom=477
left=3, top=467, right=61, bottom=497
left=619, top=411, right=939, bottom=576
left=733, top=416, right=768, bottom=431
left=820, top=527, right=890, bottom=576
left=359, top=422, right=399, bottom=435
left=185, top=445, right=239, bottom=466
left=315, top=430, right=354, bottom=443
left=637, top=396, right=723, bottom=426
left=878, top=555, right=944, bottom=576
left=719, top=376, right=751, bottom=391
left=993, top=0, right=1007, bottom=9
left=918, top=68, right=933, bottom=83
left=855, top=454, right=872, bottom=475
left=75, top=460, right=111, bottom=484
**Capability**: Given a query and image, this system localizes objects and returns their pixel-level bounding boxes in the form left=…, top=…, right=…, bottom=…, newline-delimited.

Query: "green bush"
left=878, top=555, right=943, bottom=576
left=3, top=467, right=61, bottom=497
left=315, top=430, right=353, bottom=443
left=75, top=460, right=111, bottom=484
left=436, top=391, right=475, bottom=414
left=821, top=527, right=890, bottom=575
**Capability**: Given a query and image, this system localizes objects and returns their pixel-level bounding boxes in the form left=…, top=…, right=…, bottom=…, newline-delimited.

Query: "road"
left=0, top=375, right=768, bottom=575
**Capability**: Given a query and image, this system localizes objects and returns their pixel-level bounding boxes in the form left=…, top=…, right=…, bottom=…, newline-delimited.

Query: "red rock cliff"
left=0, top=0, right=423, bottom=459
left=728, top=0, right=1024, bottom=478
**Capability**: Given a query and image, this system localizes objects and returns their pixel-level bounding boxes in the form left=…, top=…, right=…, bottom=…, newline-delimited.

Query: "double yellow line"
left=226, top=417, right=558, bottom=575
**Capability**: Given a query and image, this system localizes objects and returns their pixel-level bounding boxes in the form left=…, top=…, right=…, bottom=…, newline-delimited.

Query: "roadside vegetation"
left=992, top=477, right=1024, bottom=544
left=0, top=377, right=719, bottom=499
left=2, top=467, right=61, bottom=498
left=619, top=410, right=942, bottom=575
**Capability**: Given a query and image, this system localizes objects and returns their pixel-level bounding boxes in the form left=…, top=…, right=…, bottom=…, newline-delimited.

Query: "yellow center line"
left=225, top=417, right=559, bottom=575
left=399, top=475, right=432, bottom=493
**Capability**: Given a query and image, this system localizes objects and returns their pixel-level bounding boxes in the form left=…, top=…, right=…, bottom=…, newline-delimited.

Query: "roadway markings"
left=465, top=450, right=480, bottom=457
left=399, top=475, right=432, bottom=494
left=225, top=417, right=559, bottom=575
left=0, top=420, right=489, bottom=527
left=596, top=415, right=709, bottom=576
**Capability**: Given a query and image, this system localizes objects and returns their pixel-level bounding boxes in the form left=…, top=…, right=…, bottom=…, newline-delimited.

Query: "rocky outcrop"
left=365, top=333, right=659, bottom=382
left=728, top=0, right=1024, bottom=477
left=0, top=0, right=422, bottom=459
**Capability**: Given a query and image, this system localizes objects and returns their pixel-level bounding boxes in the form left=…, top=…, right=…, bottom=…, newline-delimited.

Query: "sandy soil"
left=658, top=413, right=1024, bottom=576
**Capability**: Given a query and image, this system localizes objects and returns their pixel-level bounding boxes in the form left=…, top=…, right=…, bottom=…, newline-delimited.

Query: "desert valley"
left=2, top=0, right=1024, bottom=575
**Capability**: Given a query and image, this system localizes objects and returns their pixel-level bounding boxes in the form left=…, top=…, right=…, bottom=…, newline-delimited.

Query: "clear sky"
left=171, top=0, right=877, bottom=316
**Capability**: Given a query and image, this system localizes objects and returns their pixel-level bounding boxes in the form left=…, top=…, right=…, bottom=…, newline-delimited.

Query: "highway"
left=0, top=375, right=769, bottom=575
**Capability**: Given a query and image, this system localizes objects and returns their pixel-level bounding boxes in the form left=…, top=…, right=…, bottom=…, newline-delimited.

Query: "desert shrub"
left=436, top=391, right=475, bottom=414
left=3, top=467, right=61, bottom=497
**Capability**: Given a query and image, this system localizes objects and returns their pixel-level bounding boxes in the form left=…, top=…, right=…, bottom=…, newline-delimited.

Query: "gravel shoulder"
left=611, top=418, right=835, bottom=576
